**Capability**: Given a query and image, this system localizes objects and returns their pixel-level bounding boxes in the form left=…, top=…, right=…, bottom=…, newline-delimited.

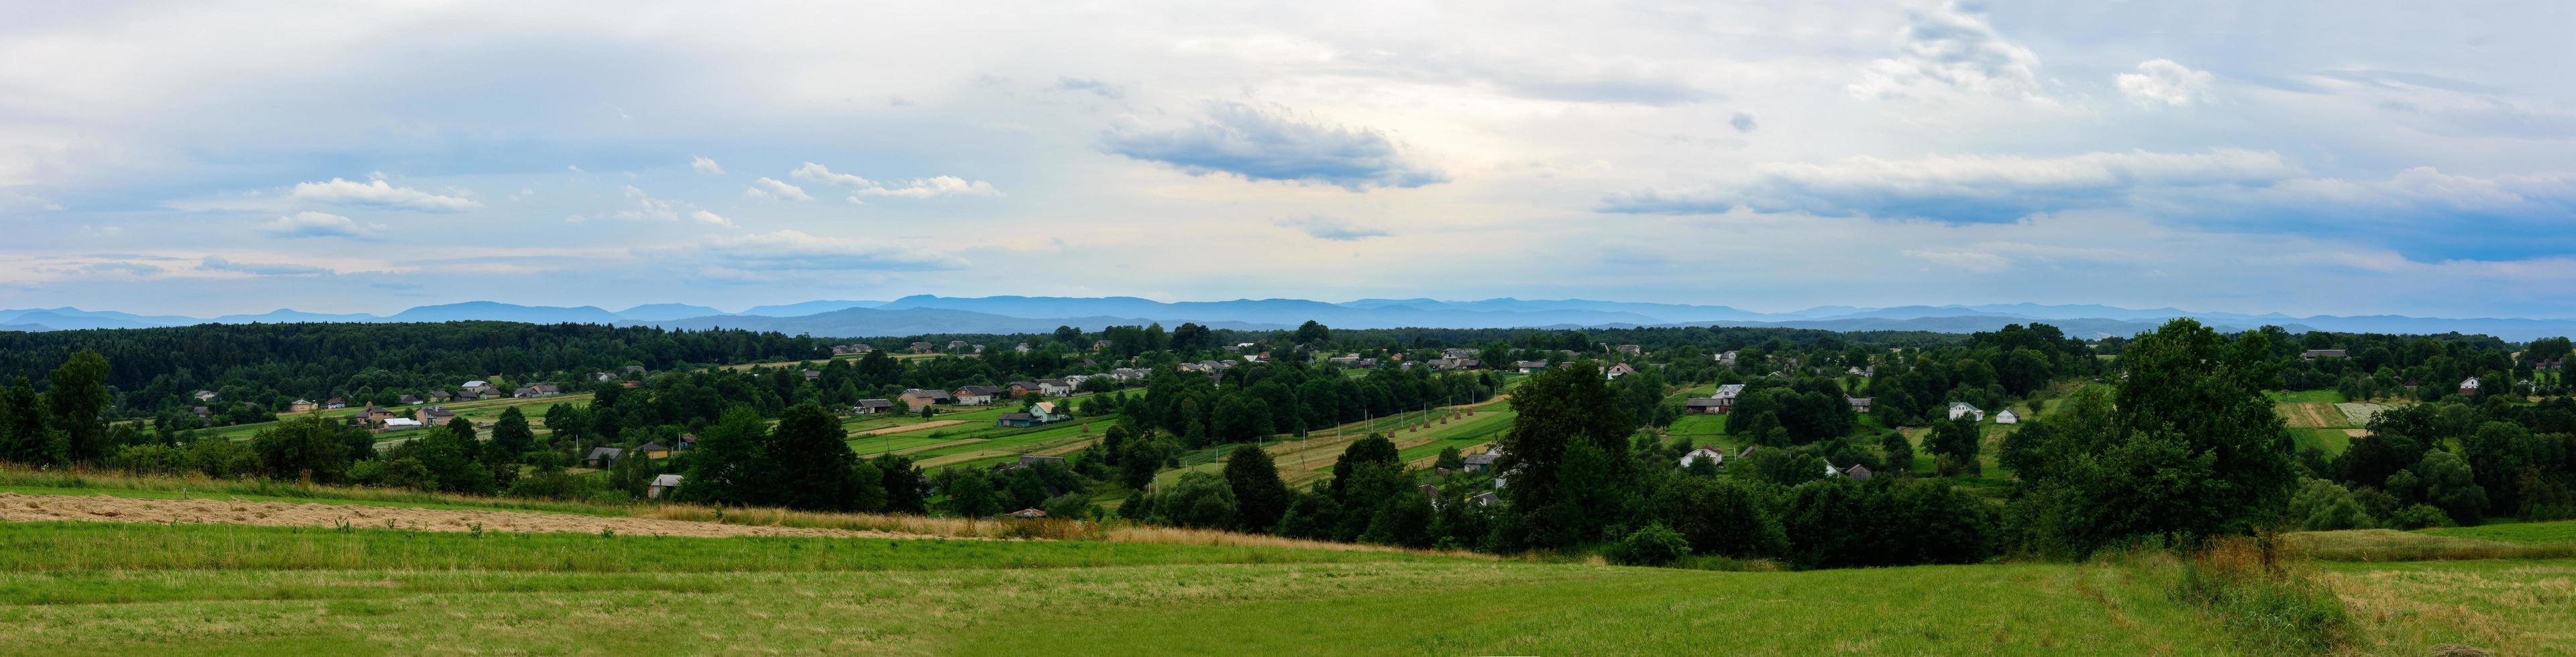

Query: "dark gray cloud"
left=1102, top=102, right=1446, bottom=190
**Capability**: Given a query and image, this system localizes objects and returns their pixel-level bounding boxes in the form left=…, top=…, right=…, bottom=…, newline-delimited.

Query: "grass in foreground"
left=0, top=520, right=2249, bottom=656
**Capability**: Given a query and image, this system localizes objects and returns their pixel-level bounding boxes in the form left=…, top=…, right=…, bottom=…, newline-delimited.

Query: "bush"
left=1606, top=522, right=1690, bottom=567
left=2388, top=503, right=2455, bottom=530
left=2167, top=536, right=2351, bottom=654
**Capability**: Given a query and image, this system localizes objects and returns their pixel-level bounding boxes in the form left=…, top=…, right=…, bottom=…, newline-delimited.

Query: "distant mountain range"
left=3, top=296, right=2571, bottom=341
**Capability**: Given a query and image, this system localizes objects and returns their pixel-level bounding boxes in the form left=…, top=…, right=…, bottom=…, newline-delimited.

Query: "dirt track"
left=853, top=420, right=966, bottom=436
left=0, top=492, right=916, bottom=539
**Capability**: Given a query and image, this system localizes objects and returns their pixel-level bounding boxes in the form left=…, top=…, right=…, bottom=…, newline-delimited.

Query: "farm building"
left=635, top=442, right=671, bottom=459
left=416, top=406, right=456, bottom=424
left=1462, top=453, right=1498, bottom=473
left=584, top=447, right=625, bottom=469
left=648, top=474, right=683, bottom=499
left=288, top=400, right=318, bottom=413
left=955, top=385, right=1002, bottom=406
left=996, top=412, right=1039, bottom=428
left=1679, top=446, right=1725, bottom=469
left=853, top=399, right=894, bottom=414
left=1605, top=363, right=1637, bottom=379
left=1949, top=402, right=1984, bottom=421
left=1007, top=381, right=1042, bottom=397
left=898, top=388, right=953, bottom=408
left=1683, top=384, right=1747, bottom=414
left=1847, top=396, right=1872, bottom=413
left=1994, top=410, right=2019, bottom=424
left=1515, top=360, right=1550, bottom=373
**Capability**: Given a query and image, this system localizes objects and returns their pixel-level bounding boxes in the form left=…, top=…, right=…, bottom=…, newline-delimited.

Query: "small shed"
left=648, top=474, right=683, bottom=499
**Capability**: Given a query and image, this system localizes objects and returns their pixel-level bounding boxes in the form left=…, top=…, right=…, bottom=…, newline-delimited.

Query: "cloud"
left=260, top=211, right=384, bottom=240
left=1275, top=216, right=1389, bottom=241
left=2118, top=60, right=2215, bottom=107
left=1729, top=113, right=1758, bottom=133
left=1599, top=149, right=2300, bottom=222
left=690, top=156, right=725, bottom=176
left=198, top=255, right=331, bottom=276
left=79, top=225, right=122, bottom=237
left=567, top=164, right=584, bottom=173
left=790, top=162, right=875, bottom=188
left=78, top=261, right=164, bottom=276
left=690, top=209, right=735, bottom=227
left=613, top=185, right=682, bottom=221
left=1055, top=77, right=1124, bottom=99
left=640, top=229, right=967, bottom=273
left=284, top=177, right=480, bottom=212
left=849, top=176, right=1002, bottom=198
left=1849, top=1, right=2045, bottom=101
left=1102, top=101, right=1446, bottom=190
left=1901, top=249, right=2010, bottom=272
left=742, top=177, right=812, bottom=201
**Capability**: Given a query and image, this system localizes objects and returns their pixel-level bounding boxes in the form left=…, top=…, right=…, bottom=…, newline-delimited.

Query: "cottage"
left=416, top=406, right=457, bottom=424
left=1036, top=379, right=1075, bottom=397
left=1682, top=383, right=1747, bottom=415
left=897, top=388, right=953, bottom=408
left=955, top=385, right=1003, bottom=406
left=2461, top=377, right=2481, bottom=396
left=288, top=399, right=319, bottom=413
left=1679, top=446, right=1725, bottom=469
left=1605, top=363, right=1638, bottom=379
left=909, top=341, right=936, bottom=353
left=324, top=397, right=349, bottom=410
left=635, top=442, right=672, bottom=459
left=1515, top=360, right=1550, bottom=374
left=584, top=446, right=625, bottom=469
left=1843, top=464, right=1874, bottom=482
left=1949, top=402, right=1984, bottom=422
left=853, top=399, right=894, bottom=415
left=1994, top=409, right=2019, bottom=424
left=461, top=380, right=494, bottom=394
left=449, top=389, right=483, bottom=401
left=1847, top=396, right=1873, bottom=413
left=512, top=386, right=541, bottom=398
left=358, top=406, right=398, bottom=424
left=648, top=474, right=684, bottom=499
left=802, top=369, right=822, bottom=382
left=1461, top=453, right=1498, bottom=473
left=1028, top=402, right=1067, bottom=422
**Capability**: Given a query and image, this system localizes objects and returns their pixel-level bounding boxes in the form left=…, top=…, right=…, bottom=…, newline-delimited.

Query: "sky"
left=2, top=1, right=2572, bottom=318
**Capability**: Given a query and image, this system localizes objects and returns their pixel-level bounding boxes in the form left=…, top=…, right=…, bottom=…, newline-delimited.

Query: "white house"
left=1037, top=379, right=1075, bottom=396
left=1679, top=446, right=1725, bottom=469
left=1994, top=409, right=2019, bottom=424
left=1605, top=363, right=1638, bottom=380
left=1949, top=402, right=1984, bottom=421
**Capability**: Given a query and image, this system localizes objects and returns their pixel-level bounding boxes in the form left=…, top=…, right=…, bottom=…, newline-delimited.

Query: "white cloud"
left=613, top=185, right=681, bottom=221
left=199, top=255, right=331, bottom=276
left=284, top=177, right=480, bottom=212
left=639, top=229, right=967, bottom=274
left=742, top=177, right=812, bottom=201
left=1275, top=216, right=1389, bottom=241
left=1849, top=1, right=2046, bottom=101
left=849, top=176, right=1002, bottom=198
left=691, top=156, right=724, bottom=176
left=1601, top=149, right=2301, bottom=221
left=2118, top=60, right=2215, bottom=107
left=690, top=209, right=735, bottom=227
left=1101, top=101, right=1447, bottom=190
left=790, top=162, right=875, bottom=188
left=260, top=211, right=384, bottom=240
left=567, top=164, right=584, bottom=173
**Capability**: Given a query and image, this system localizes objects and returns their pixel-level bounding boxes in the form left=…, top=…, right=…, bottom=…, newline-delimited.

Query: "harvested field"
left=2277, top=402, right=2348, bottom=428
left=0, top=492, right=919, bottom=540
left=2338, top=402, right=2390, bottom=426
left=853, top=419, right=967, bottom=436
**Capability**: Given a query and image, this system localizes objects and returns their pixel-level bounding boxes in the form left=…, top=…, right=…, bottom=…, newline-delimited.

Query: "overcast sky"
left=3, top=1, right=2571, bottom=318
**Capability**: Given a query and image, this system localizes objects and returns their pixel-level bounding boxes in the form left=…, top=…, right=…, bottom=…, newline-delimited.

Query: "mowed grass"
left=2424, top=519, right=2576, bottom=545
left=2320, top=558, right=2576, bottom=654
left=0, top=520, right=2262, bottom=656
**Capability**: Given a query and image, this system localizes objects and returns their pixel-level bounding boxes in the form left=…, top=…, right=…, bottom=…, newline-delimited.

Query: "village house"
left=853, top=399, right=894, bottom=414
left=954, top=385, right=1002, bottom=406
left=2461, top=377, right=2481, bottom=396
left=946, top=340, right=969, bottom=351
left=1715, top=351, right=1739, bottom=366
left=1605, top=363, right=1638, bottom=380
left=191, top=406, right=213, bottom=424
left=449, top=388, right=484, bottom=401
left=416, top=406, right=456, bottom=425
left=1469, top=491, right=1500, bottom=507
left=1995, top=409, right=2019, bottom=424
left=1036, top=379, right=1075, bottom=396
left=1683, top=383, right=1747, bottom=415
left=324, top=397, right=349, bottom=410
left=635, top=442, right=672, bottom=460
left=357, top=406, right=398, bottom=425
left=1462, top=453, right=1498, bottom=473
left=802, top=369, right=822, bottom=382
left=1842, top=463, right=1874, bottom=483
left=995, top=412, right=1040, bottom=428
left=897, top=388, right=953, bottom=408
left=1847, top=396, right=1873, bottom=413
left=1442, top=348, right=1477, bottom=360
left=1006, top=381, right=1042, bottom=398
left=1949, top=402, right=1985, bottom=422
left=288, top=399, right=319, bottom=413
left=461, top=380, right=496, bottom=395
left=584, top=446, right=624, bottom=469
left=1679, top=445, right=1725, bottom=469
left=647, top=474, right=683, bottom=499
left=513, top=383, right=562, bottom=398
left=909, top=341, right=935, bottom=353
left=1515, top=360, right=1550, bottom=374
left=397, top=394, right=420, bottom=405
left=193, top=390, right=218, bottom=402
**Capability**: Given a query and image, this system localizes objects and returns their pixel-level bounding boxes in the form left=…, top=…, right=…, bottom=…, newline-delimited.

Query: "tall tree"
left=490, top=406, right=536, bottom=455
left=1495, top=361, right=1634, bottom=514
left=45, top=350, right=113, bottom=463
left=1223, top=444, right=1291, bottom=532
left=765, top=402, right=867, bottom=511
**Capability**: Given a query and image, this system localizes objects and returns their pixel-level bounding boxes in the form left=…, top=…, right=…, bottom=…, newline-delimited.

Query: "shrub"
left=2389, top=503, right=2455, bottom=530
left=2168, top=536, right=2351, bottom=654
left=1606, top=522, right=1690, bottom=566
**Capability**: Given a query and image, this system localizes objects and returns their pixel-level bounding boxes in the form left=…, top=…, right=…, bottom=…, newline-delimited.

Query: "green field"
left=2422, top=519, right=2576, bottom=545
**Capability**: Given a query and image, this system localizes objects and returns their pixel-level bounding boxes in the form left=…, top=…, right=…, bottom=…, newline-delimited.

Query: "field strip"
left=853, top=420, right=967, bottom=437
left=0, top=492, right=924, bottom=540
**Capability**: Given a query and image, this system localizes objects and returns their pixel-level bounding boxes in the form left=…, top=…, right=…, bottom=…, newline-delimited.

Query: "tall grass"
left=2289, top=528, right=2576, bottom=562
left=2161, top=534, right=2353, bottom=654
